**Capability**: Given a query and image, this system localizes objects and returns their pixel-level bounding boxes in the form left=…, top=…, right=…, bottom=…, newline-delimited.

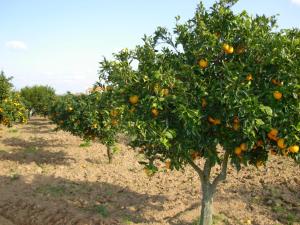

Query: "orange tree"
left=0, top=71, right=27, bottom=127
left=20, top=85, right=56, bottom=117
left=49, top=91, right=122, bottom=163
left=98, top=0, right=300, bottom=224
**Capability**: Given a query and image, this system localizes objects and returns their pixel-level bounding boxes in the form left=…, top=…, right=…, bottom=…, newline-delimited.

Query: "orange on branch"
left=288, top=145, right=299, bottom=153
left=151, top=108, right=159, bottom=117
left=129, top=95, right=139, bottom=104
left=273, top=91, right=282, bottom=100
left=198, top=59, right=208, bottom=69
left=235, top=147, right=242, bottom=156
left=277, top=138, right=286, bottom=149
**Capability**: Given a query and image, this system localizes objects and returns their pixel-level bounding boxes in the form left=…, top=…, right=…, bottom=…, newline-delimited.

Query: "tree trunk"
left=107, top=145, right=112, bottom=163
left=188, top=152, right=230, bottom=225
left=199, top=182, right=213, bottom=225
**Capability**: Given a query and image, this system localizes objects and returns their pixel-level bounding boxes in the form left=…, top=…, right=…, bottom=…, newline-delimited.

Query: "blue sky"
left=1, top=0, right=300, bottom=94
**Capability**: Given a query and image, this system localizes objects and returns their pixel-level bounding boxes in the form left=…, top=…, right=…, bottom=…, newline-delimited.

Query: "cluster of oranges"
left=222, top=43, right=234, bottom=54
left=234, top=143, right=248, bottom=156
left=267, top=128, right=299, bottom=154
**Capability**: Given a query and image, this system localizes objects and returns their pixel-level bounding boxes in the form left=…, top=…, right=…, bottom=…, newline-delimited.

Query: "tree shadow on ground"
left=214, top=176, right=300, bottom=225
left=0, top=137, right=72, bottom=165
left=0, top=174, right=167, bottom=225
left=0, top=148, right=73, bottom=165
left=1, top=137, right=66, bottom=149
left=236, top=182, right=300, bottom=224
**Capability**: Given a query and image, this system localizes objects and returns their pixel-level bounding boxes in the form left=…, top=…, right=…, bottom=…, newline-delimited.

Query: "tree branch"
left=187, top=158, right=204, bottom=183
left=211, top=151, right=230, bottom=192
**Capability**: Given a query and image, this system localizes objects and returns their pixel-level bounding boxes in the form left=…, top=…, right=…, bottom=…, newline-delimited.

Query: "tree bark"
left=107, top=145, right=112, bottom=163
left=188, top=151, right=230, bottom=225
left=199, top=181, right=213, bottom=225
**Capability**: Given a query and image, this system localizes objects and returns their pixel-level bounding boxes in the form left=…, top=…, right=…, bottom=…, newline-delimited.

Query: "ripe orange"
left=235, top=147, right=242, bottom=156
left=161, top=88, right=169, bottom=96
left=129, top=95, right=139, bottom=104
left=110, top=110, right=118, bottom=117
left=273, top=91, right=282, bottom=100
left=151, top=108, right=159, bottom=117
left=111, top=119, right=118, bottom=126
left=227, top=46, right=234, bottom=54
left=223, top=43, right=234, bottom=54
left=223, top=43, right=230, bottom=52
left=288, top=145, right=299, bottom=153
left=240, top=143, right=247, bottom=151
left=277, top=138, right=286, bottom=149
left=246, top=74, right=253, bottom=81
left=268, top=129, right=278, bottom=141
left=198, top=59, right=208, bottom=69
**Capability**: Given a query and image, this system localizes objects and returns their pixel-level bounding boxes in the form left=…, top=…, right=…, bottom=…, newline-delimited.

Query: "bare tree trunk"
left=199, top=181, right=213, bottom=225
left=107, top=145, right=112, bottom=163
left=188, top=151, right=230, bottom=225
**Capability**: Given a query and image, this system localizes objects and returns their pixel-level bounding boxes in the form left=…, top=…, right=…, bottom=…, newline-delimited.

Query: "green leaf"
left=259, top=104, right=273, bottom=117
left=255, top=119, right=265, bottom=127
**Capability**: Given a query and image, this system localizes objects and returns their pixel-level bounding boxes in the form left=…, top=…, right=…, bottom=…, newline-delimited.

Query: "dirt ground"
left=0, top=117, right=299, bottom=225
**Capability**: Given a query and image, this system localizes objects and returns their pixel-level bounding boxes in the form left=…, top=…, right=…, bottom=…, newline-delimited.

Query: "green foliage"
left=98, top=0, right=300, bottom=170
left=20, top=85, right=56, bottom=116
left=0, top=70, right=13, bottom=101
left=0, top=71, right=28, bottom=126
left=49, top=91, right=123, bottom=162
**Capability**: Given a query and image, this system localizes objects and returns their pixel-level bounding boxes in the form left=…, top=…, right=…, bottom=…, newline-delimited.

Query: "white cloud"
left=291, top=0, right=300, bottom=5
left=5, top=40, right=28, bottom=50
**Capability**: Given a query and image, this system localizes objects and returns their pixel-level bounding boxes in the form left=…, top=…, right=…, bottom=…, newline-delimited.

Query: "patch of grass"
left=213, top=213, right=230, bottom=225
left=24, top=146, right=39, bottom=153
left=112, top=145, right=120, bottom=154
left=8, top=128, right=18, bottom=133
left=272, top=205, right=285, bottom=213
left=192, top=213, right=232, bottom=225
left=93, top=204, right=109, bottom=218
left=79, top=140, right=92, bottom=148
left=10, top=173, right=20, bottom=181
left=122, top=216, right=133, bottom=224
left=272, top=205, right=300, bottom=225
left=35, top=184, right=66, bottom=197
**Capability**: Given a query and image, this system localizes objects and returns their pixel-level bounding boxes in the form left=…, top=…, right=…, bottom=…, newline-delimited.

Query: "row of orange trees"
left=49, top=90, right=122, bottom=163
left=49, top=0, right=299, bottom=224
left=0, top=71, right=27, bottom=127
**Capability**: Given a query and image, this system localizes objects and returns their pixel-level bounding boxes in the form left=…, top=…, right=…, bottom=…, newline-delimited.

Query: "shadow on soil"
left=0, top=174, right=166, bottom=225
left=0, top=137, right=72, bottom=165
left=237, top=182, right=300, bottom=224
left=167, top=177, right=300, bottom=225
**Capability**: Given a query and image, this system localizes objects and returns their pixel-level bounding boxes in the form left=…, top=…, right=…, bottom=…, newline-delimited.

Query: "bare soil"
left=0, top=117, right=299, bottom=225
